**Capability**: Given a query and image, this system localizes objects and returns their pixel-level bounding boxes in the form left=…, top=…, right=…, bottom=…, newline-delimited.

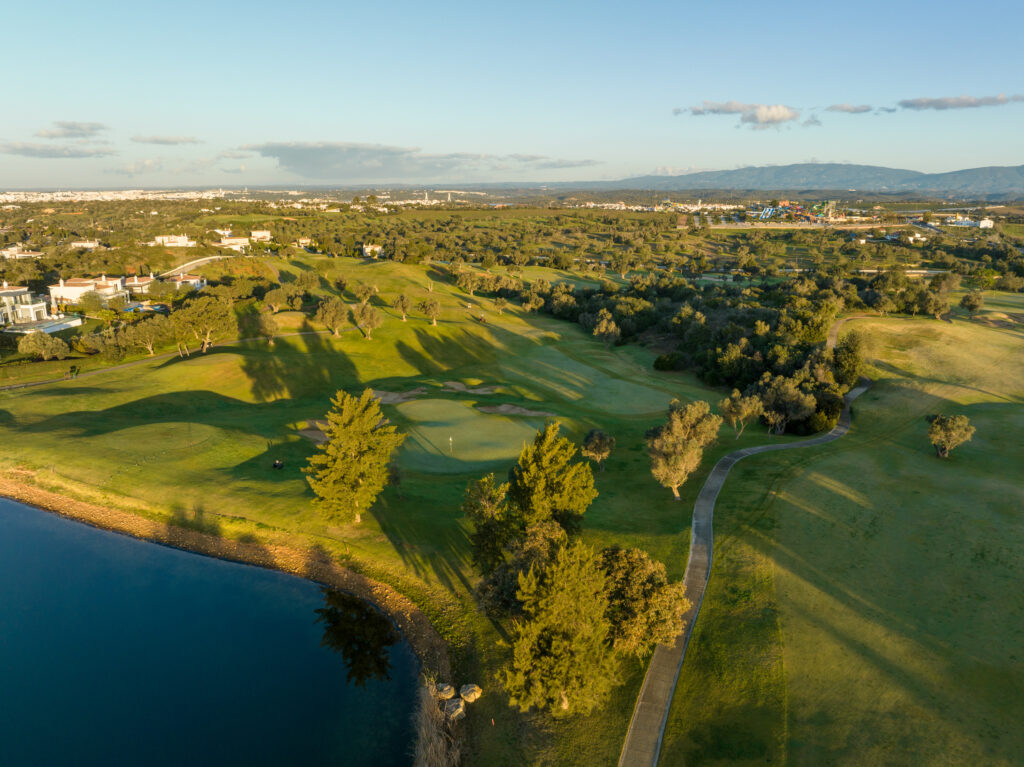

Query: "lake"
left=0, top=498, right=417, bottom=766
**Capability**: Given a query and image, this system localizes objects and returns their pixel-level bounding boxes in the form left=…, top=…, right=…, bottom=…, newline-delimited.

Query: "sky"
left=2, top=0, right=1023, bottom=188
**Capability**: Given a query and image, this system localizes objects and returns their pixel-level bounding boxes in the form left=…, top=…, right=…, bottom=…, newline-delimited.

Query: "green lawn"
left=660, top=296, right=1024, bottom=766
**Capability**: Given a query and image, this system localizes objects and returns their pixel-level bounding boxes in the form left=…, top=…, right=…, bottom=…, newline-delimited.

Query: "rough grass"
left=660, top=294, right=1024, bottom=766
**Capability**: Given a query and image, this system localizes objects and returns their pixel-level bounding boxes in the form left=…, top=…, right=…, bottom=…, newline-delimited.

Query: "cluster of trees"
left=446, top=270, right=864, bottom=435
left=463, top=423, right=687, bottom=715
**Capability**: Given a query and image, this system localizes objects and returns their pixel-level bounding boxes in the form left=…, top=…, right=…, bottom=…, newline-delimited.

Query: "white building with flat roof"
left=216, top=236, right=249, bottom=252
left=0, top=244, right=43, bottom=259
left=0, top=281, right=51, bottom=325
left=250, top=230, right=272, bottom=242
left=151, top=234, right=196, bottom=247
left=69, top=240, right=101, bottom=249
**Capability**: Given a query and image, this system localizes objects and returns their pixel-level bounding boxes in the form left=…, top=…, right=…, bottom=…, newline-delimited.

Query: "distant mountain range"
left=606, top=163, right=1024, bottom=196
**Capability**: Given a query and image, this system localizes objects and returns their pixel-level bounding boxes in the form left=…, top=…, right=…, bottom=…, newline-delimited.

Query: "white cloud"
left=35, top=121, right=108, bottom=139
left=826, top=103, right=872, bottom=113
left=898, top=94, right=1024, bottom=110
left=242, top=141, right=598, bottom=180
left=0, top=142, right=116, bottom=158
left=131, top=135, right=202, bottom=145
left=682, top=101, right=801, bottom=128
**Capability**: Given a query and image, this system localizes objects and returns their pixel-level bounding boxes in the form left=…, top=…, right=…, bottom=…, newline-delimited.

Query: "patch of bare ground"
left=443, top=381, right=497, bottom=394
left=477, top=404, right=554, bottom=417
left=0, top=471, right=450, bottom=679
left=373, top=387, right=427, bottom=404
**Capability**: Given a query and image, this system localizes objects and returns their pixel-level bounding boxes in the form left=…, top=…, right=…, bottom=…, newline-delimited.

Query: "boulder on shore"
left=444, top=697, right=466, bottom=722
left=435, top=682, right=455, bottom=700
left=459, top=684, right=482, bottom=703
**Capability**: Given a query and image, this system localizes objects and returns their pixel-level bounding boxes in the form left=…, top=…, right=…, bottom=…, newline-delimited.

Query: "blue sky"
left=2, top=0, right=1023, bottom=187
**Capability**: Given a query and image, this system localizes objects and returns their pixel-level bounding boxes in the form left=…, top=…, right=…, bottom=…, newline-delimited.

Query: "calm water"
left=0, top=499, right=417, bottom=766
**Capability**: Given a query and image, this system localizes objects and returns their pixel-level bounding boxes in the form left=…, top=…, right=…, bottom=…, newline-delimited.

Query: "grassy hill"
left=659, top=294, right=1024, bottom=766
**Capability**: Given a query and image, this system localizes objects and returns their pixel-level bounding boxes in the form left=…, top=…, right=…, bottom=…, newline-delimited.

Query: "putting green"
left=91, top=422, right=229, bottom=455
left=393, top=399, right=545, bottom=474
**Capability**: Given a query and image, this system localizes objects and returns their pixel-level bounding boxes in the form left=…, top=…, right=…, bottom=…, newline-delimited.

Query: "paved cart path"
left=618, top=379, right=872, bottom=767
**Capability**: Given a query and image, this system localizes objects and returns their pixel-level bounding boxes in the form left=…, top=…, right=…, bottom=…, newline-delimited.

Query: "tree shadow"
left=371, top=491, right=475, bottom=597
left=314, top=587, right=399, bottom=687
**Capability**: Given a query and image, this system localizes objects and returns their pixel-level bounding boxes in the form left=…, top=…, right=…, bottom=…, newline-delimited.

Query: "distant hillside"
left=611, top=163, right=1024, bottom=196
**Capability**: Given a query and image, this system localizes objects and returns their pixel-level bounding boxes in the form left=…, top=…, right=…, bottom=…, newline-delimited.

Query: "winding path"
left=617, top=379, right=872, bottom=767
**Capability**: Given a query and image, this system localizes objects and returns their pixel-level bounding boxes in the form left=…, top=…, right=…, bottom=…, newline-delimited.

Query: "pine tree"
left=504, top=541, right=617, bottom=715
left=304, top=389, right=406, bottom=523
left=507, top=421, right=597, bottom=532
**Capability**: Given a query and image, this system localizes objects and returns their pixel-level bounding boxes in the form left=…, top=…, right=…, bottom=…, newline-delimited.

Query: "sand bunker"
left=444, top=381, right=498, bottom=394
left=298, top=419, right=329, bottom=444
left=477, top=404, right=554, bottom=417
left=372, top=387, right=427, bottom=404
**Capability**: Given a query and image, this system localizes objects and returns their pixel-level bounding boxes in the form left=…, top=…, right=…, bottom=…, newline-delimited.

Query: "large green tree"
left=353, top=302, right=382, bottom=339
left=717, top=389, right=764, bottom=439
left=960, top=290, right=984, bottom=317
left=760, top=375, right=816, bottom=435
left=581, top=428, right=615, bottom=471
left=832, top=331, right=865, bottom=390
left=314, top=296, right=348, bottom=336
left=507, top=421, right=597, bottom=531
left=600, top=546, right=689, bottom=657
left=304, top=389, right=406, bottom=523
left=17, top=331, right=70, bottom=361
left=462, top=474, right=513, bottom=577
left=592, top=308, right=620, bottom=349
left=927, top=414, right=975, bottom=458
left=504, top=541, right=617, bottom=715
left=646, top=399, right=721, bottom=500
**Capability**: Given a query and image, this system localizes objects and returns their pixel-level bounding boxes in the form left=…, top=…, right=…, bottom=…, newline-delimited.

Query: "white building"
left=69, top=239, right=101, bottom=249
left=48, top=275, right=130, bottom=309
left=125, top=274, right=157, bottom=295
left=0, top=243, right=44, bottom=259
left=0, top=281, right=51, bottom=324
left=250, top=230, right=272, bottom=242
left=362, top=243, right=384, bottom=259
left=212, top=228, right=232, bottom=237
left=979, top=218, right=994, bottom=229
left=216, top=236, right=249, bottom=252
left=170, top=273, right=206, bottom=290
left=151, top=234, right=196, bottom=247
